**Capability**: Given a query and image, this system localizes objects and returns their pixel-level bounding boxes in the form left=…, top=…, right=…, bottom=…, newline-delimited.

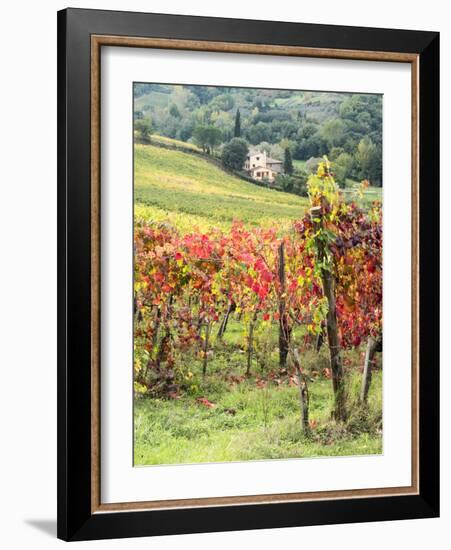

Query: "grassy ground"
left=150, top=134, right=202, bottom=151
left=293, top=159, right=307, bottom=171
left=360, top=185, right=382, bottom=201
left=134, top=346, right=382, bottom=465
left=134, top=143, right=308, bottom=232
left=342, top=183, right=382, bottom=208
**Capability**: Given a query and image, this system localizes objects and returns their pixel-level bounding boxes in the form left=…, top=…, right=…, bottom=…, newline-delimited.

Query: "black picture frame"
left=57, top=7, right=439, bottom=541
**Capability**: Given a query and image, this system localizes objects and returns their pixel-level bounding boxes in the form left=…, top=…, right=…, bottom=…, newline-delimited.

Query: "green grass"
left=342, top=183, right=382, bottom=207
left=134, top=357, right=382, bottom=465
left=293, top=159, right=307, bottom=171
left=362, top=185, right=382, bottom=201
left=151, top=134, right=202, bottom=151
left=134, top=143, right=308, bottom=232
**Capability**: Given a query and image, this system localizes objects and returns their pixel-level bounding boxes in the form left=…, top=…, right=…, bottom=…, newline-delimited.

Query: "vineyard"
left=134, top=154, right=383, bottom=465
left=134, top=143, right=309, bottom=232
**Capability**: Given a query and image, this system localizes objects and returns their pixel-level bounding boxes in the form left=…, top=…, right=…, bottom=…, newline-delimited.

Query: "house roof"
left=267, top=157, right=283, bottom=164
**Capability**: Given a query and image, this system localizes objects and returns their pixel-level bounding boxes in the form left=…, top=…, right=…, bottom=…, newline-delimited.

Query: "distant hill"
left=134, top=83, right=383, bottom=187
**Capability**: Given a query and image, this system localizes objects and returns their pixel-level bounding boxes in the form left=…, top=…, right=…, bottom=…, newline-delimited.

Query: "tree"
left=169, top=103, right=181, bottom=118
left=320, top=118, right=346, bottom=149
left=193, top=125, right=223, bottom=154
left=329, top=147, right=345, bottom=161
left=356, top=137, right=381, bottom=185
left=254, top=141, right=272, bottom=155
left=206, top=126, right=223, bottom=154
left=192, top=125, right=209, bottom=152
left=275, top=174, right=294, bottom=192
left=292, top=170, right=309, bottom=196
left=246, top=122, right=271, bottom=145
left=210, top=93, right=235, bottom=112
left=333, top=152, right=354, bottom=186
left=294, top=123, right=324, bottom=160
left=222, top=138, right=248, bottom=171
left=234, top=108, right=241, bottom=137
left=135, top=118, right=152, bottom=142
left=177, top=119, right=195, bottom=142
left=284, top=148, right=294, bottom=175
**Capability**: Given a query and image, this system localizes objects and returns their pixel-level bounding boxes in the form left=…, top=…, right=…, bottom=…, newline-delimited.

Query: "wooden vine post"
left=246, top=311, right=258, bottom=376
left=217, top=302, right=234, bottom=340
left=310, top=206, right=347, bottom=422
left=278, top=242, right=291, bottom=368
left=278, top=241, right=309, bottom=431
left=360, top=336, right=378, bottom=403
left=292, top=348, right=310, bottom=433
left=202, top=322, right=210, bottom=377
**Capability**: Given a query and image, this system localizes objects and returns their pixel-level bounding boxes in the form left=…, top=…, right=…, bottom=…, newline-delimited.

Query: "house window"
left=252, top=164, right=255, bottom=167
left=256, top=156, right=260, bottom=161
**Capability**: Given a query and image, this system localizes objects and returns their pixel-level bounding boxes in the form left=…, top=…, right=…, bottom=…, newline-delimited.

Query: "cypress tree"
left=284, top=148, right=294, bottom=175
left=234, top=109, right=241, bottom=138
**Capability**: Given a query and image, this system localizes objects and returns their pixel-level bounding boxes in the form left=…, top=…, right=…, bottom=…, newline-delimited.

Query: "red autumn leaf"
left=323, top=368, right=332, bottom=379
left=196, top=397, right=215, bottom=409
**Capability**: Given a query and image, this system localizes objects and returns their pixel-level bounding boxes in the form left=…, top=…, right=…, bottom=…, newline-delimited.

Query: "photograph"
left=132, top=83, right=383, bottom=466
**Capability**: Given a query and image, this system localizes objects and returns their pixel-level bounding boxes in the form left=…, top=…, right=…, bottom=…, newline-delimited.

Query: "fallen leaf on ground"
left=196, top=397, right=215, bottom=408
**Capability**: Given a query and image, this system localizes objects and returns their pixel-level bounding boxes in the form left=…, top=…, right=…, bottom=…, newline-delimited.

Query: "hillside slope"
left=134, top=143, right=308, bottom=232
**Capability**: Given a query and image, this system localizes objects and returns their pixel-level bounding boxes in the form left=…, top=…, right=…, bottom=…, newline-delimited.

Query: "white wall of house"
left=244, top=150, right=268, bottom=170
left=249, top=166, right=278, bottom=182
left=244, top=150, right=283, bottom=180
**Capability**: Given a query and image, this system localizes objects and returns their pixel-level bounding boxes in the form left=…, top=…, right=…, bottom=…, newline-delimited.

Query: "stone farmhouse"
left=243, top=149, right=284, bottom=182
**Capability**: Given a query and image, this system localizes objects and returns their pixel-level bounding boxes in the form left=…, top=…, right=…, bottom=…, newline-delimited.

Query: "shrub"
left=135, top=118, right=153, bottom=142
left=222, top=138, right=249, bottom=171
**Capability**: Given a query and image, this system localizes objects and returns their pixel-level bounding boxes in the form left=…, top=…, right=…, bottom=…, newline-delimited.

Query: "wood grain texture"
left=95, top=484, right=418, bottom=513
left=92, top=35, right=418, bottom=62
left=91, top=36, right=101, bottom=514
left=90, top=34, right=420, bottom=514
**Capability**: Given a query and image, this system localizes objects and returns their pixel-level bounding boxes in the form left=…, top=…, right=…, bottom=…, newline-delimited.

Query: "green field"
left=135, top=344, right=382, bottom=465
left=150, top=134, right=203, bottom=152
left=293, top=159, right=307, bottom=171
left=342, top=182, right=382, bottom=208
left=134, top=143, right=308, bottom=232
left=359, top=185, right=382, bottom=201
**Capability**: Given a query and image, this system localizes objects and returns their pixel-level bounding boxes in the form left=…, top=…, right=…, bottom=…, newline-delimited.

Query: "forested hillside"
left=134, top=83, right=382, bottom=186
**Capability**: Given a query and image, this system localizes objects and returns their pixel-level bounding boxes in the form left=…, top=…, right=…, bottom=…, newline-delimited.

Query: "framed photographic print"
left=57, top=8, right=440, bottom=541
